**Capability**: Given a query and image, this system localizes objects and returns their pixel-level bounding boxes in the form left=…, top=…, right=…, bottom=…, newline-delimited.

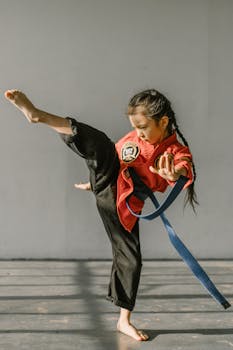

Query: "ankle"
left=29, top=108, right=40, bottom=123
left=117, top=317, right=131, bottom=326
left=118, top=308, right=131, bottom=325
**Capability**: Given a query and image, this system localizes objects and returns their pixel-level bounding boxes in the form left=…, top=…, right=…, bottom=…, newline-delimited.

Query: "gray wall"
left=0, top=0, right=232, bottom=259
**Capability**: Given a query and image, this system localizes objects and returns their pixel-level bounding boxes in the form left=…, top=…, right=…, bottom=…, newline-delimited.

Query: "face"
left=128, top=113, right=169, bottom=145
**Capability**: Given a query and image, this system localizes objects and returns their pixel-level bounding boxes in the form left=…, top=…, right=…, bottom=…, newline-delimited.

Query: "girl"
left=4, top=88, right=197, bottom=341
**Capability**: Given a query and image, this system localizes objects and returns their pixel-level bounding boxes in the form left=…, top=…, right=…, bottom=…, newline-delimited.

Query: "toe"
left=4, top=90, right=14, bottom=99
left=138, top=330, right=149, bottom=341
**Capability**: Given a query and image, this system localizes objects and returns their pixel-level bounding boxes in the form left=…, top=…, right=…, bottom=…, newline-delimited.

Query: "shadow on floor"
left=146, top=328, right=233, bottom=341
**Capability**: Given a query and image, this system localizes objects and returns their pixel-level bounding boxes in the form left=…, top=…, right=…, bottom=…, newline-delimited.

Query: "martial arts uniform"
left=60, top=117, right=193, bottom=311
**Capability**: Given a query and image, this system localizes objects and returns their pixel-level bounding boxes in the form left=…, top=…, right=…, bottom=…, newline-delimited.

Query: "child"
left=4, top=89, right=197, bottom=341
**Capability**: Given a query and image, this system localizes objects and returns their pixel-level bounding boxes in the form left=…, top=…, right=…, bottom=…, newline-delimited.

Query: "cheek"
left=148, top=128, right=162, bottom=141
left=148, top=128, right=157, bottom=138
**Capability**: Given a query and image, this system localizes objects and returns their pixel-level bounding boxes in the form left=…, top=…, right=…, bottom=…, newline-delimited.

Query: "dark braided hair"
left=127, top=89, right=199, bottom=212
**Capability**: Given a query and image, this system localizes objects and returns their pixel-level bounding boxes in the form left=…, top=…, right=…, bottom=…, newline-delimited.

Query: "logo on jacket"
left=121, top=142, right=140, bottom=163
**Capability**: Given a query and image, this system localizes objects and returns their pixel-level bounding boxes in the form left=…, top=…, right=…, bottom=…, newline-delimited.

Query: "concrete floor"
left=0, top=260, right=232, bottom=350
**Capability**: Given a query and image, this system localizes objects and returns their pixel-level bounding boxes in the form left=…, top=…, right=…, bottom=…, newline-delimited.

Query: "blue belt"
left=126, top=168, right=231, bottom=310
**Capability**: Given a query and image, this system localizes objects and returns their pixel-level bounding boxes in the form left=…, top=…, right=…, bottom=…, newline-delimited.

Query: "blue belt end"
left=222, top=301, right=231, bottom=309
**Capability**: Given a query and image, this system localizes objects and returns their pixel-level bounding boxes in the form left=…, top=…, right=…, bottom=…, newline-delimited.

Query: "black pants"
left=60, top=118, right=142, bottom=311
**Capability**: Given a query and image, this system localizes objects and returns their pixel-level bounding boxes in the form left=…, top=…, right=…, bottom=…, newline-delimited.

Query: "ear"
left=159, top=115, right=169, bottom=129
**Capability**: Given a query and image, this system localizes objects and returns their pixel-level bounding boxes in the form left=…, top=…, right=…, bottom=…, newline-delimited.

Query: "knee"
left=118, top=251, right=142, bottom=274
left=131, top=255, right=142, bottom=273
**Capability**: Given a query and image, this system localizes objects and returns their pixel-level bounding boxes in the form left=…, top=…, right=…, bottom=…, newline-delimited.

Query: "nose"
left=136, top=129, right=145, bottom=139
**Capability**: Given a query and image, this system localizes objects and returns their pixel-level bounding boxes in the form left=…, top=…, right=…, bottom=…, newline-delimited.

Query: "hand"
left=74, top=182, right=91, bottom=191
left=149, top=152, right=187, bottom=181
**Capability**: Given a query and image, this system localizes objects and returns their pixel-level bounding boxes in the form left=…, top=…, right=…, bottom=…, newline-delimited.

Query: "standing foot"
left=4, top=90, right=39, bottom=123
left=117, top=320, right=149, bottom=341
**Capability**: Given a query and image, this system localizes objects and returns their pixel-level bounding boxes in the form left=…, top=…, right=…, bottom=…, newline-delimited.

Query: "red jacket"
left=115, top=131, right=193, bottom=232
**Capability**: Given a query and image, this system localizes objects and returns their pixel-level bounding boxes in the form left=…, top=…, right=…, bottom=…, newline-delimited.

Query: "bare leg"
left=4, top=90, right=72, bottom=135
left=117, top=308, right=149, bottom=341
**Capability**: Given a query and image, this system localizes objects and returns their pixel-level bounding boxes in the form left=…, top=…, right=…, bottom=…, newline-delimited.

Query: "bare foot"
left=117, top=320, right=149, bottom=341
left=4, top=90, right=39, bottom=123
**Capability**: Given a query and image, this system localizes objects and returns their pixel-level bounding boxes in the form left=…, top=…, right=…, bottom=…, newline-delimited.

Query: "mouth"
left=142, top=138, right=150, bottom=143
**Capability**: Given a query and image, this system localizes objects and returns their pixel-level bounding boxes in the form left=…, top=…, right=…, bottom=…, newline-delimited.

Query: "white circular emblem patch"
left=121, top=142, right=140, bottom=163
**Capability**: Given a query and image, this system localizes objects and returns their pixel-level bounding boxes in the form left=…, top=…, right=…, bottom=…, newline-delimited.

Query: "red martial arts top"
left=115, top=130, right=193, bottom=232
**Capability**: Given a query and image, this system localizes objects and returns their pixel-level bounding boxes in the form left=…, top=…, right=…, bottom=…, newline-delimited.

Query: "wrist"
left=175, top=166, right=187, bottom=177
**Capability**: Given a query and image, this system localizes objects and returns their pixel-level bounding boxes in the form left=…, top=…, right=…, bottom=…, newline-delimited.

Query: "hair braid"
left=171, top=115, right=199, bottom=211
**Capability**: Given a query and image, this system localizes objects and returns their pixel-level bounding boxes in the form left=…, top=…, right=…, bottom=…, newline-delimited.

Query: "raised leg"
left=4, top=90, right=72, bottom=135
